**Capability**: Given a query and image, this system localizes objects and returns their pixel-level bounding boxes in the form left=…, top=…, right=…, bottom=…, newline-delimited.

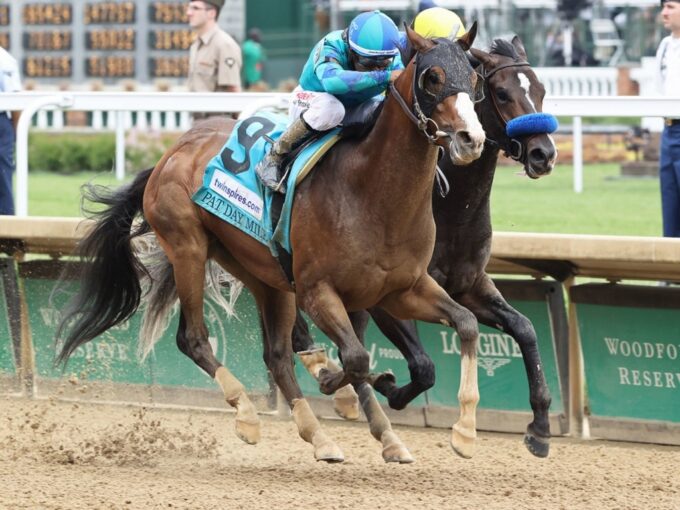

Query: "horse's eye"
left=495, top=89, right=510, bottom=103
left=427, top=72, right=441, bottom=86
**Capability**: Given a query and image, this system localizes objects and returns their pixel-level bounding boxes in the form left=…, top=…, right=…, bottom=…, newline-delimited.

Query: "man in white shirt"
left=657, top=0, right=680, bottom=237
left=0, top=46, right=21, bottom=215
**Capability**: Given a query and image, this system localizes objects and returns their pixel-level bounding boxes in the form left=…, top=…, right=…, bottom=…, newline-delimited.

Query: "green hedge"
left=28, top=132, right=176, bottom=174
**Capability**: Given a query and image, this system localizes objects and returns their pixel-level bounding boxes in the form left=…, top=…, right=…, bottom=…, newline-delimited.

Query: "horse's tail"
left=135, top=240, right=243, bottom=361
left=55, top=168, right=154, bottom=364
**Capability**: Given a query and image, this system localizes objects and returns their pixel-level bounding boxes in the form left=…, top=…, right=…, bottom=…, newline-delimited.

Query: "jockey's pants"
left=288, top=86, right=345, bottom=131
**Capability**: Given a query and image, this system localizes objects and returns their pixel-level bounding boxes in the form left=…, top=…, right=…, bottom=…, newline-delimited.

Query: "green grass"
left=490, top=163, right=661, bottom=237
left=24, top=163, right=663, bottom=237
left=26, top=171, right=132, bottom=217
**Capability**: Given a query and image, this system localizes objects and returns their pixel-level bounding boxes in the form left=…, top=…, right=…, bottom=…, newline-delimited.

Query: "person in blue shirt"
left=256, top=10, right=403, bottom=192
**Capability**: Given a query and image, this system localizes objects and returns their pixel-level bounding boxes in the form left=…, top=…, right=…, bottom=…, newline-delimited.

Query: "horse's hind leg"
left=294, top=309, right=360, bottom=421
left=169, top=239, right=260, bottom=445
left=457, top=275, right=551, bottom=457
left=379, top=274, right=479, bottom=459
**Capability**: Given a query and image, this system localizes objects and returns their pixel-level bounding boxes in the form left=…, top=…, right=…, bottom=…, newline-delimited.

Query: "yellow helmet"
left=413, top=7, right=465, bottom=40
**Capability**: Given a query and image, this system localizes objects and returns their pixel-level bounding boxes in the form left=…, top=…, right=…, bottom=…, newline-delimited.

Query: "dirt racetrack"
left=1, top=395, right=678, bottom=510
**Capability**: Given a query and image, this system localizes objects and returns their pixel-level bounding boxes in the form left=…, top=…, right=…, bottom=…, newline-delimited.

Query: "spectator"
left=186, top=0, right=242, bottom=120
left=242, top=28, right=266, bottom=90
left=255, top=10, right=403, bottom=193
left=313, top=0, right=330, bottom=33
left=0, top=45, right=21, bottom=215
left=656, top=0, right=680, bottom=238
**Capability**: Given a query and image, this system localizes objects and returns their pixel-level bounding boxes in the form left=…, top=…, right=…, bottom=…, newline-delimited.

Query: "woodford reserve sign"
left=573, top=284, right=680, bottom=424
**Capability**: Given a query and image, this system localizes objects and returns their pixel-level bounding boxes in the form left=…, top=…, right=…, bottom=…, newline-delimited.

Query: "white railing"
left=17, top=67, right=623, bottom=132
left=535, top=67, right=619, bottom=96
left=2, top=92, right=680, bottom=216
left=0, top=92, right=288, bottom=216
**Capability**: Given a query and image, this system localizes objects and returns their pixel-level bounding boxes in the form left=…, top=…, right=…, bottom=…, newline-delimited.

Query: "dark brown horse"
left=56, top=26, right=485, bottom=463
left=293, top=35, right=558, bottom=458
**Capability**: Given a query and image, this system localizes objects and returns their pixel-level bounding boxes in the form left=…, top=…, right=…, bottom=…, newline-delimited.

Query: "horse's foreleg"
left=367, top=307, right=435, bottom=410
left=344, top=310, right=413, bottom=463
left=259, top=289, right=343, bottom=463
left=298, top=283, right=370, bottom=394
left=293, top=309, right=360, bottom=421
left=298, top=307, right=412, bottom=463
left=458, top=276, right=551, bottom=458
left=380, top=274, right=479, bottom=459
left=171, top=246, right=260, bottom=445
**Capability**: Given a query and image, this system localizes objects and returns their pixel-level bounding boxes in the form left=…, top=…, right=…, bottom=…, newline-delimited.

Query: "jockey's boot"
left=256, top=117, right=315, bottom=193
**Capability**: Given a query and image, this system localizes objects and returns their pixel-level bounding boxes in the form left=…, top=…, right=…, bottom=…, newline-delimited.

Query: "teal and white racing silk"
left=191, top=111, right=340, bottom=255
left=298, top=30, right=403, bottom=106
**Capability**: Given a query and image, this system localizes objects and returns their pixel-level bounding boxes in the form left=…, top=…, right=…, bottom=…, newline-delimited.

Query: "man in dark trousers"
left=0, top=45, right=21, bottom=215
left=657, top=0, right=680, bottom=237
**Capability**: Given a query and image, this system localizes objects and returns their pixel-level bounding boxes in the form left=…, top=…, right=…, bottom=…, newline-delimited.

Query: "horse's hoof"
left=333, top=385, right=360, bottom=421
left=524, top=432, right=550, bottom=458
left=314, top=441, right=345, bottom=463
left=297, top=348, right=328, bottom=378
left=450, top=427, right=476, bottom=459
left=235, top=418, right=261, bottom=445
left=381, top=431, right=414, bottom=464
left=368, top=371, right=396, bottom=395
left=318, top=368, right=340, bottom=395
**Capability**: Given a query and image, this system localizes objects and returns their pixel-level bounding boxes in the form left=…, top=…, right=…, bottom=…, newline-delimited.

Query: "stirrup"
left=256, top=155, right=282, bottom=191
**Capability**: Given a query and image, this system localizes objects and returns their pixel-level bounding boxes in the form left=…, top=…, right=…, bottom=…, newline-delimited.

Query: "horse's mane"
left=489, top=37, right=521, bottom=61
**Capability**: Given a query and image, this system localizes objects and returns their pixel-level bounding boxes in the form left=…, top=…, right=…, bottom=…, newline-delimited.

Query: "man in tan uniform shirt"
left=187, top=0, right=242, bottom=119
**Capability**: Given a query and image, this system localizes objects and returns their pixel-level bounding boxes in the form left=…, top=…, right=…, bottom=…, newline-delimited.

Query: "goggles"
left=354, top=53, right=394, bottom=70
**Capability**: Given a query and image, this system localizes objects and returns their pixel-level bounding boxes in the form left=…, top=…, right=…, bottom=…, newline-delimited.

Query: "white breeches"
left=289, top=86, right=346, bottom=131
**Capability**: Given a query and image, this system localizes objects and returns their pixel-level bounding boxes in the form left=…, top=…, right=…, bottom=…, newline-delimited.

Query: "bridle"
left=389, top=42, right=477, bottom=145
left=480, top=60, right=535, bottom=163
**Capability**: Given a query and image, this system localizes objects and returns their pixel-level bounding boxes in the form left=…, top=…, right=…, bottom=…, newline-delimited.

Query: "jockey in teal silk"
left=256, top=10, right=403, bottom=193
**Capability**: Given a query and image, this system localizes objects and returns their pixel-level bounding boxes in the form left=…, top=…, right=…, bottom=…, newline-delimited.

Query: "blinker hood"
left=414, top=37, right=476, bottom=118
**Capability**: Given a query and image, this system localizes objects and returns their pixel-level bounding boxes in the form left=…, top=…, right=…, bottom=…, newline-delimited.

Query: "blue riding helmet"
left=348, top=10, right=400, bottom=58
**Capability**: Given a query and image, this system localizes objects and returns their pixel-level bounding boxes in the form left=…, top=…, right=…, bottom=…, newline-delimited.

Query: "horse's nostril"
left=529, top=148, right=548, bottom=164
left=456, top=131, right=472, bottom=147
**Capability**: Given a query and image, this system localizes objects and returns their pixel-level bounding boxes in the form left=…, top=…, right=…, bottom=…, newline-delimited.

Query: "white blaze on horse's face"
left=517, top=72, right=558, bottom=176
left=518, top=73, right=537, bottom=112
left=449, top=92, right=485, bottom=165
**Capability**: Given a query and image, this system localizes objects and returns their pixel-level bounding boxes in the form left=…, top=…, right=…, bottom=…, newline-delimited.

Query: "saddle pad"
left=191, top=110, right=340, bottom=255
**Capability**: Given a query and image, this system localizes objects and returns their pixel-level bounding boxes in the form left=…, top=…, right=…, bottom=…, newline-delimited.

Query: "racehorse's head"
left=396, top=23, right=485, bottom=166
left=470, top=36, right=558, bottom=178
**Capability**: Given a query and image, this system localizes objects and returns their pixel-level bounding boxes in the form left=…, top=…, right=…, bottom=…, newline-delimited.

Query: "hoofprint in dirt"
left=0, top=396, right=678, bottom=510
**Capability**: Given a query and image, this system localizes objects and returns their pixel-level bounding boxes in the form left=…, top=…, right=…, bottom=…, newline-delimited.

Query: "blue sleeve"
left=315, top=59, right=391, bottom=97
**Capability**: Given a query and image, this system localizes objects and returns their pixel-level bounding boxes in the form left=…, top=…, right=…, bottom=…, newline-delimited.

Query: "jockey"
left=256, top=10, right=403, bottom=192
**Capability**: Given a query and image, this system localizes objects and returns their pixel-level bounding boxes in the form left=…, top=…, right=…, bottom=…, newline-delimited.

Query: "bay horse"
left=293, top=35, right=558, bottom=458
left=56, top=26, right=485, bottom=463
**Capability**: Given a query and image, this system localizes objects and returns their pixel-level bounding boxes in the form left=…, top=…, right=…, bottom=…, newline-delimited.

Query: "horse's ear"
left=511, top=34, right=528, bottom=61
left=457, top=21, right=477, bottom=52
left=469, top=47, right=492, bottom=68
left=405, top=22, right=434, bottom=53
left=400, top=22, right=417, bottom=63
